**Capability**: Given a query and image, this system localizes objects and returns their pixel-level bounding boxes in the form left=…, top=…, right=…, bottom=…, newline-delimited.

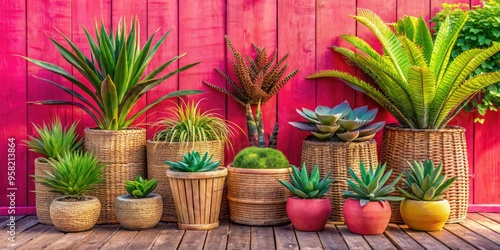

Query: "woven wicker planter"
left=227, top=165, right=291, bottom=226
left=50, top=196, right=101, bottom=232
left=380, top=125, right=469, bottom=223
left=147, top=140, right=229, bottom=222
left=115, top=193, right=163, bottom=230
left=167, top=167, right=227, bottom=230
left=301, top=139, right=378, bottom=221
left=85, top=128, right=146, bottom=224
left=34, top=157, right=58, bottom=225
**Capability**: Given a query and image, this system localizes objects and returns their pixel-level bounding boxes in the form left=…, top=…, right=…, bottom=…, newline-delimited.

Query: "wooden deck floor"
left=1, top=213, right=499, bottom=249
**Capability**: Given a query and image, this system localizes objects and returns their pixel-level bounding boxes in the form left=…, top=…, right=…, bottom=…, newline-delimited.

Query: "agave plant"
left=24, top=18, right=201, bottom=130
left=308, top=9, right=500, bottom=129
left=278, top=163, right=335, bottom=198
left=125, top=175, right=159, bottom=198
left=399, top=160, right=456, bottom=201
left=166, top=151, right=220, bottom=172
left=342, top=162, right=403, bottom=206
left=289, top=100, right=385, bottom=142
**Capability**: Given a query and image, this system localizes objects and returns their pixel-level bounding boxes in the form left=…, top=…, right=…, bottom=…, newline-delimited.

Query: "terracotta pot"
left=286, top=197, right=331, bottom=231
left=50, top=196, right=101, bottom=232
left=400, top=199, right=450, bottom=231
left=115, top=193, right=163, bottom=230
left=343, top=198, right=391, bottom=235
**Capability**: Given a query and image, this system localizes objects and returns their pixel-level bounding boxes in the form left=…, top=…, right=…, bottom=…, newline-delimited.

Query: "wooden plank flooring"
left=1, top=213, right=498, bottom=249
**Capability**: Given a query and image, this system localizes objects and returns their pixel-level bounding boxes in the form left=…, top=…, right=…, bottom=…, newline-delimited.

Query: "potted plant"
left=147, top=99, right=239, bottom=222
left=277, top=163, right=335, bottom=231
left=399, top=160, right=456, bottom=231
left=166, top=151, right=227, bottom=230
left=35, top=151, right=104, bottom=232
left=24, top=18, right=201, bottom=223
left=115, top=176, right=162, bottom=230
left=342, top=162, right=403, bottom=235
left=289, top=100, right=384, bottom=221
left=308, top=9, right=500, bottom=223
left=24, top=118, right=82, bottom=225
left=227, top=147, right=291, bottom=226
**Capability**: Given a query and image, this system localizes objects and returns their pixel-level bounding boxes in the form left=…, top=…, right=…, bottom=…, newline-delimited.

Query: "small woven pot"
left=50, top=196, right=101, bottom=232
left=381, top=125, right=469, bottom=223
left=34, top=157, right=58, bottom=225
left=167, top=167, right=227, bottom=230
left=227, top=165, right=291, bottom=226
left=115, top=193, right=163, bottom=230
left=301, top=139, right=378, bottom=221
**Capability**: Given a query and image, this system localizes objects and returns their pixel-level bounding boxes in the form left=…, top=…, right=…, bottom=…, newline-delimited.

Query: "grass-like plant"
left=278, top=163, right=335, bottom=198
left=24, top=17, right=201, bottom=130
left=35, top=151, right=104, bottom=200
left=24, top=118, right=83, bottom=159
left=166, top=151, right=220, bottom=172
left=125, top=175, right=159, bottom=198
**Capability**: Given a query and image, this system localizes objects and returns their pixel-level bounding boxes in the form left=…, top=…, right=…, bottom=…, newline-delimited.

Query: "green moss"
left=233, top=147, right=289, bottom=169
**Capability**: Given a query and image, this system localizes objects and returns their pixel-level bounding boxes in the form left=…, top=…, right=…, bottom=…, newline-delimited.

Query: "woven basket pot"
left=147, top=140, right=229, bottom=222
left=34, top=157, right=58, bottom=225
left=85, top=128, right=146, bottom=224
left=227, top=165, right=291, bottom=226
left=167, top=167, right=227, bottom=230
left=115, top=193, right=163, bottom=230
left=301, top=139, right=378, bottom=222
left=50, top=196, right=101, bottom=232
left=380, top=125, right=469, bottom=223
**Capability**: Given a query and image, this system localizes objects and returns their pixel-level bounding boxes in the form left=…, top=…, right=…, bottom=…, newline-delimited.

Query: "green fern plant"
left=166, top=151, right=220, bottom=172
left=125, top=175, right=159, bottom=198
left=278, top=163, right=335, bottom=198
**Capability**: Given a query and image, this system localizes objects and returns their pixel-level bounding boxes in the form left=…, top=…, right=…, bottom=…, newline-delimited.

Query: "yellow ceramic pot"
left=400, top=199, right=450, bottom=231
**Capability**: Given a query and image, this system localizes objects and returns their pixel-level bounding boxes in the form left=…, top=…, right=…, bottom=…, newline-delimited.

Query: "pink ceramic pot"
left=343, top=198, right=391, bottom=235
left=286, top=197, right=331, bottom=231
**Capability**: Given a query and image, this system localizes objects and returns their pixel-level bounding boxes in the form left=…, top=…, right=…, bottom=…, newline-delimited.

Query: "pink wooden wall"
left=1, top=0, right=497, bottom=215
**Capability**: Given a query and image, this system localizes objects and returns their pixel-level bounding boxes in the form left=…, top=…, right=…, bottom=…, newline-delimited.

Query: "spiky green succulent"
left=278, top=163, right=335, bottom=198
left=399, top=160, right=456, bottom=201
left=342, top=162, right=404, bottom=206
left=125, top=175, right=158, bottom=198
left=289, top=100, right=385, bottom=142
left=166, top=151, right=220, bottom=172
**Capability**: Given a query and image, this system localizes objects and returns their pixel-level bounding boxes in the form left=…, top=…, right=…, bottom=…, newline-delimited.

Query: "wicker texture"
left=50, top=196, right=101, bottom=232
left=146, top=140, right=229, bottom=222
left=380, top=125, right=469, bottom=223
left=301, top=140, right=378, bottom=222
left=167, top=168, right=227, bottom=230
left=227, top=166, right=291, bottom=226
left=84, top=128, right=146, bottom=224
left=34, top=158, right=58, bottom=225
left=115, top=193, right=163, bottom=230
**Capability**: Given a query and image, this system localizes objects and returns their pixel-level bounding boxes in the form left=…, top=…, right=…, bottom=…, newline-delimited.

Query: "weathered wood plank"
left=15, top=227, right=65, bottom=250
left=363, top=234, right=397, bottom=250
left=444, top=223, right=499, bottom=249
left=125, top=223, right=166, bottom=250
left=251, top=226, right=275, bottom=250
left=72, top=224, right=121, bottom=250
left=177, top=230, right=207, bottom=250
left=398, top=224, right=448, bottom=250
left=295, top=230, right=322, bottom=250
left=481, top=212, right=500, bottom=223
left=0, top=216, right=25, bottom=229
left=205, top=221, right=229, bottom=249
left=150, top=223, right=184, bottom=250
left=44, top=227, right=95, bottom=250
left=427, top=226, right=476, bottom=250
left=337, top=225, right=371, bottom=250
left=459, top=218, right=500, bottom=245
left=100, top=228, right=138, bottom=250
left=274, top=223, right=299, bottom=250
left=5, top=223, right=51, bottom=249
left=383, top=224, right=423, bottom=249
left=467, top=213, right=500, bottom=233
left=227, top=223, right=251, bottom=250
left=317, top=224, right=349, bottom=250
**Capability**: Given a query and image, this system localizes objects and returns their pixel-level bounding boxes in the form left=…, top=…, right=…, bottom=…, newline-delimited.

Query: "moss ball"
left=233, top=147, right=289, bottom=169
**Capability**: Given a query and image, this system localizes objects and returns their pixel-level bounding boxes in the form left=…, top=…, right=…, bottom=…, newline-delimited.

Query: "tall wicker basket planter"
left=301, top=139, right=378, bottom=222
left=167, top=167, right=227, bottom=230
left=147, top=140, right=229, bottom=222
left=227, top=165, right=291, bottom=226
left=34, top=157, right=58, bottom=225
left=380, top=125, right=469, bottom=223
left=84, top=128, right=146, bottom=224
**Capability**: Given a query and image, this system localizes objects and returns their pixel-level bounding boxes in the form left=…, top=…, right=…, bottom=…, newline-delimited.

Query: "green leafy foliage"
left=125, top=175, right=159, bottom=198
left=342, top=162, right=404, bottom=207
left=431, top=0, right=500, bottom=123
left=399, top=160, right=456, bottom=201
left=24, top=17, right=202, bottom=130
left=233, top=147, right=289, bottom=169
left=35, top=151, right=104, bottom=199
left=24, top=118, right=83, bottom=159
left=289, top=100, right=385, bottom=142
left=278, top=163, right=335, bottom=198
left=166, top=151, right=220, bottom=172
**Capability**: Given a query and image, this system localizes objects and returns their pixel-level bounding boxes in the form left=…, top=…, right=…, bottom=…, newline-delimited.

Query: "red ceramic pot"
left=343, top=198, right=391, bottom=235
left=286, top=196, right=331, bottom=231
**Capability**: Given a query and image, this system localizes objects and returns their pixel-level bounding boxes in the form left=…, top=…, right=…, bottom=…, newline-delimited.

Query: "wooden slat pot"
left=227, top=165, right=291, bottom=226
left=301, top=139, right=378, bottom=222
left=380, top=125, right=469, bottom=223
left=147, top=140, right=229, bottom=222
left=167, top=167, right=227, bottom=230
left=34, top=157, right=58, bottom=225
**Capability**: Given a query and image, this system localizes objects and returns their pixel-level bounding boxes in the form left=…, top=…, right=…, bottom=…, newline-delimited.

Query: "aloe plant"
left=166, top=151, right=220, bottom=172
left=308, top=9, right=500, bottom=129
left=24, top=18, right=201, bottom=130
left=399, top=160, right=456, bottom=201
left=278, top=163, right=335, bottom=198
left=125, top=175, right=159, bottom=198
